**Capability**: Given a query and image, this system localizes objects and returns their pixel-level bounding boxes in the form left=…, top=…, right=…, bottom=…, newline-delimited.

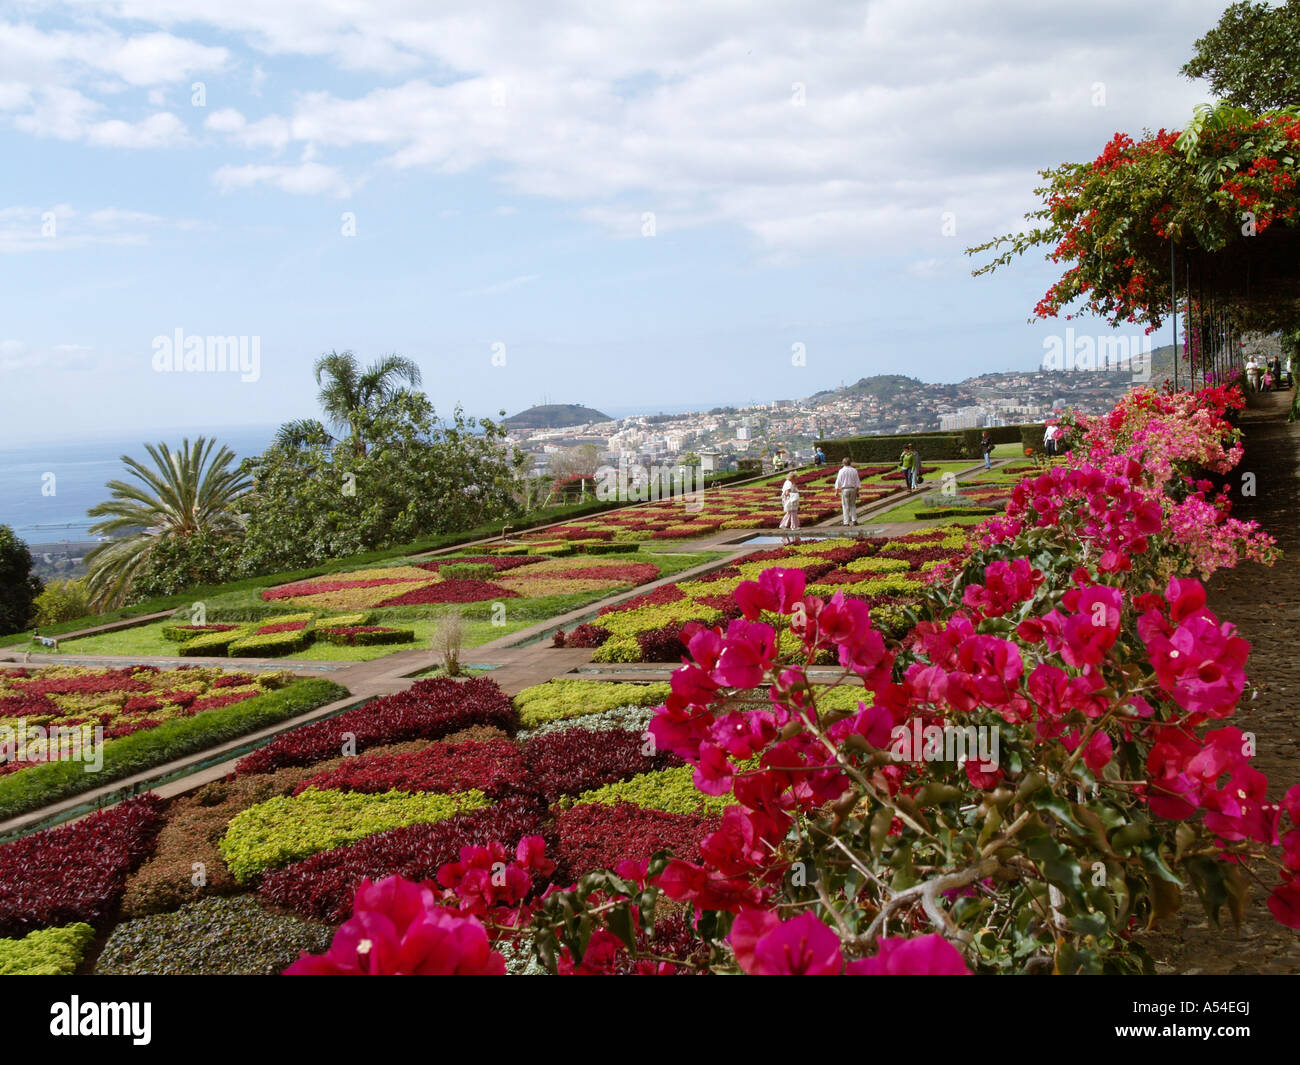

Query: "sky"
left=0, top=0, right=1232, bottom=445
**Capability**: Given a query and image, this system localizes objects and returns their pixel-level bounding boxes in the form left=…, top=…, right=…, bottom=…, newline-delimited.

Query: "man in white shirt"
left=1043, top=423, right=1059, bottom=457
left=834, top=457, right=861, bottom=526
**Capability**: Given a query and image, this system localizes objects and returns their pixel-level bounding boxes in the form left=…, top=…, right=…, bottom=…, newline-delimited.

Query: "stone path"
left=1141, top=390, right=1300, bottom=974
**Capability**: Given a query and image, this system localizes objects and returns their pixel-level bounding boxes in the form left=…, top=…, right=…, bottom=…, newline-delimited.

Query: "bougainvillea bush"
left=280, top=381, right=1298, bottom=976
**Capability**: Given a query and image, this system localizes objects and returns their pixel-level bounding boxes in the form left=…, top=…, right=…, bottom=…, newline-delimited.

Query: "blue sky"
left=0, top=0, right=1229, bottom=445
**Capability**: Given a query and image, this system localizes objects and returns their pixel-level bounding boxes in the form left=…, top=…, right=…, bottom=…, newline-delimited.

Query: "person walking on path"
left=1043, top=423, right=1059, bottom=458
left=899, top=443, right=919, bottom=493
left=778, top=474, right=801, bottom=537
left=980, top=430, right=994, bottom=470
left=834, top=457, right=861, bottom=526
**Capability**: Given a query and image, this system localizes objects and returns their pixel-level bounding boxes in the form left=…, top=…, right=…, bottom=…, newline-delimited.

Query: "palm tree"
left=314, top=350, right=423, bottom=456
left=84, top=438, right=251, bottom=609
left=274, top=418, right=335, bottom=450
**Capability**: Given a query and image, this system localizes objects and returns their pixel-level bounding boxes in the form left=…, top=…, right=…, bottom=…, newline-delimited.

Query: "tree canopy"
left=1183, top=0, right=1300, bottom=111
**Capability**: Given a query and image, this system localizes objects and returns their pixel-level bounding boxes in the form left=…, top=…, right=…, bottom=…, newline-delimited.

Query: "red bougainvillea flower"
left=731, top=911, right=844, bottom=975
left=846, top=934, right=970, bottom=975
left=285, top=875, right=506, bottom=975
left=1145, top=614, right=1250, bottom=720
left=1267, top=879, right=1300, bottom=930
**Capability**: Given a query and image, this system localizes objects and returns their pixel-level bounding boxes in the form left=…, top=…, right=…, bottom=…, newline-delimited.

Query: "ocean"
left=0, top=426, right=278, bottom=546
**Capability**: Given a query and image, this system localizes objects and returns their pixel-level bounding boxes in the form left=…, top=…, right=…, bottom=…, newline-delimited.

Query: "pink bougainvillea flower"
left=713, top=618, right=777, bottom=689
left=846, top=934, right=970, bottom=975
left=735, top=567, right=807, bottom=619
left=740, top=912, right=843, bottom=975
left=285, top=875, right=506, bottom=975
left=1267, top=879, right=1300, bottom=930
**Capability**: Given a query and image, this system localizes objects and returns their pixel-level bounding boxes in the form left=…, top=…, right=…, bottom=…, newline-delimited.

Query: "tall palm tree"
left=84, top=438, right=251, bottom=609
left=314, top=350, right=423, bottom=456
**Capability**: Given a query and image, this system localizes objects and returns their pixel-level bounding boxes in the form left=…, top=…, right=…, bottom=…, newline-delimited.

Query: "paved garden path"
left=1141, top=389, right=1300, bottom=974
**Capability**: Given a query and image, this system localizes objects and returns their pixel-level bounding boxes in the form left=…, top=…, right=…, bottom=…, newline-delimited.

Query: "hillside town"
left=505, top=354, right=1170, bottom=479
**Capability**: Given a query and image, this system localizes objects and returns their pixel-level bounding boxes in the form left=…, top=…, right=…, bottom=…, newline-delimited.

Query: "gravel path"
left=1142, top=390, right=1300, bottom=974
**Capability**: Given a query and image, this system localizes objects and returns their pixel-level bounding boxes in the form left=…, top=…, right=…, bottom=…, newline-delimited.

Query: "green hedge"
left=161, top=622, right=243, bottom=642
left=0, top=923, right=96, bottom=975
left=0, top=678, right=348, bottom=821
left=1020, top=424, right=1046, bottom=453
left=438, top=562, right=495, bottom=580
left=178, top=625, right=255, bottom=656
left=528, top=544, right=574, bottom=557
left=914, top=506, right=1002, bottom=519
left=823, top=424, right=1038, bottom=463
left=227, top=628, right=315, bottom=657
left=314, top=626, right=416, bottom=646
left=580, top=542, right=636, bottom=555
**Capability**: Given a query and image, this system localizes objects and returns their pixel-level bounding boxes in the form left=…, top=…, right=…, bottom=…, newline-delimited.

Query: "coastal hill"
left=505, top=403, right=611, bottom=429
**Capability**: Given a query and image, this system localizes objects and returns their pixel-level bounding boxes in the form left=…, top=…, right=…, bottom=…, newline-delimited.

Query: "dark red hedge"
left=0, top=795, right=164, bottom=937
left=235, top=677, right=519, bottom=775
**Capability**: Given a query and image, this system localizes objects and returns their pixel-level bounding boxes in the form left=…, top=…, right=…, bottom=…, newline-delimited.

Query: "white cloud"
left=213, top=161, right=353, bottom=197
left=12, top=0, right=1232, bottom=250
left=0, top=203, right=202, bottom=252
left=0, top=338, right=99, bottom=372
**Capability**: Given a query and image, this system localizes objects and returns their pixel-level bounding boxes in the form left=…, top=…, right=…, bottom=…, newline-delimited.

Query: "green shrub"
left=515, top=679, right=671, bottom=728
left=0, top=678, right=347, bottom=821
left=1020, top=423, right=1046, bottom=454
left=320, top=612, right=371, bottom=626
left=914, top=506, right=1001, bottom=519
left=438, top=562, right=495, bottom=580
left=591, top=636, right=646, bottom=663
left=527, top=544, right=574, bottom=556
left=227, top=629, right=314, bottom=657
left=33, top=580, right=92, bottom=627
left=314, top=626, right=415, bottom=646
left=178, top=625, right=255, bottom=656
left=220, top=787, right=489, bottom=881
left=490, top=545, right=532, bottom=556
left=162, top=622, right=242, bottom=642
left=0, top=923, right=95, bottom=975
left=581, top=542, right=635, bottom=555
left=844, top=556, right=911, bottom=574
left=567, top=766, right=734, bottom=816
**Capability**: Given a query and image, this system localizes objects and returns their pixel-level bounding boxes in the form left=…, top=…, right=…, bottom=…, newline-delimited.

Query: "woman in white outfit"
left=779, top=475, right=800, bottom=535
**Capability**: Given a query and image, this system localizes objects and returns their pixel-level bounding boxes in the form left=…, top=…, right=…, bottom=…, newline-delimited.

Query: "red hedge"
left=0, top=795, right=164, bottom=936
left=552, top=802, right=720, bottom=879
left=523, top=728, right=681, bottom=802
left=378, top=579, right=519, bottom=606
left=293, top=739, right=530, bottom=799
left=235, top=677, right=519, bottom=775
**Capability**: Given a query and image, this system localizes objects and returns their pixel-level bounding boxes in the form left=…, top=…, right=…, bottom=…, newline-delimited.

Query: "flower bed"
left=0, top=673, right=346, bottom=820
left=585, top=528, right=970, bottom=660
left=0, top=796, right=164, bottom=937
left=235, top=677, right=519, bottom=774
left=257, top=799, right=546, bottom=922
left=313, top=625, right=417, bottom=646
left=220, top=787, right=490, bottom=881
left=293, top=739, right=530, bottom=799
left=552, top=803, right=720, bottom=879
left=259, top=553, right=663, bottom=611
left=95, top=896, right=333, bottom=976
